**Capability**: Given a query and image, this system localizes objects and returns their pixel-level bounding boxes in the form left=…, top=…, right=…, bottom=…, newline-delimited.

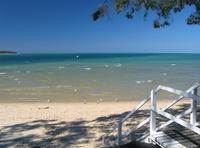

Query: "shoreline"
left=0, top=99, right=190, bottom=104
left=0, top=95, right=184, bottom=103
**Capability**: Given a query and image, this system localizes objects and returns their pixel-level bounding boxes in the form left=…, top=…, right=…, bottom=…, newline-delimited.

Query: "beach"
left=1, top=0, right=200, bottom=146
left=0, top=100, right=191, bottom=147
left=0, top=54, right=199, bottom=147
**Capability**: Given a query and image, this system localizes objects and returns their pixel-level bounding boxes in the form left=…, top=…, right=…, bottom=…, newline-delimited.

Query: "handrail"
left=149, top=83, right=200, bottom=138
left=120, top=85, right=162, bottom=124
left=135, top=108, right=192, bottom=142
left=156, top=109, right=200, bottom=135
left=102, top=95, right=151, bottom=144
left=158, top=85, right=200, bottom=103
left=102, top=82, right=200, bottom=146
left=102, top=87, right=161, bottom=144
left=150, top=82, right=200, bottom=139
left=121, top=96, right=151, bottom=123
left=156, top=108, right=192, bottom=131
left=123, top=83, right=200, bottom=140
left=103, top=95, right=150, bottom=137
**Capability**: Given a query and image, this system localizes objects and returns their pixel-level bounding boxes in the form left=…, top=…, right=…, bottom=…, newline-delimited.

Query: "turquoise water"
left=0, top=53, right=200, bottom=102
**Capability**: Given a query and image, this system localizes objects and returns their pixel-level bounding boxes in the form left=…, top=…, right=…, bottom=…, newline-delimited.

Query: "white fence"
left=102, top=82, right=200, bottom=146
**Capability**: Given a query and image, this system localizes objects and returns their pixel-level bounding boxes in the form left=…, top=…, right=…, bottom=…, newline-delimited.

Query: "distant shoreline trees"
left=0, top=51, right=17, bottom=54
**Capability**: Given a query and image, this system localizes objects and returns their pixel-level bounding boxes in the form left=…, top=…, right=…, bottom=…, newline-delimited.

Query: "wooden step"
left=150, top=132, right=187, bottom=148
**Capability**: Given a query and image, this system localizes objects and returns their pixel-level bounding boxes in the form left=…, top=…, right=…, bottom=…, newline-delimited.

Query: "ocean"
left=0, top=53, right=200, bottom=102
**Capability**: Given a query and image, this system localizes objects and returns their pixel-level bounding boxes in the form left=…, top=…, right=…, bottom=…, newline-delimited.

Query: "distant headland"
left=0, top=51, right=17, bottom=54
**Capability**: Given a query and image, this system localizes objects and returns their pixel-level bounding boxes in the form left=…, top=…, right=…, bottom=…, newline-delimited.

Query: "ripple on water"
left=136, top=80, right=152, bottom=84
left=33, top=86, right=50, bottom=89
left=136, top=80, right=145, bottom=84
left=56, top=85, right=72, bottom=88
left=161, top=73, right=167, bottom=76
left=114, top=63, right=122, bottom=67
left=84, top=68, right=91, bottom=71
left=147, top=80, right=153, bottom=83
left=171, top=64, right=176, bottom=66
left=104, top=64, right=109, bottom=68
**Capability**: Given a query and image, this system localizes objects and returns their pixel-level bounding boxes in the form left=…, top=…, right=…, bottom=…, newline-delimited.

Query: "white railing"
left=150, top=84, right=200, bottom=137
left=102, top=82, right=200, bottom=146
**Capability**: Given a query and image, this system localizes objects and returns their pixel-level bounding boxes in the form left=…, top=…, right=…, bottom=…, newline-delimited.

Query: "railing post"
left=117, top=121, right=122, bottom=145
left=102, top=136, right=105, bottom=145
left=190, top=88, right=198, bottom=125
left=150, top=89, right=157, bottom=137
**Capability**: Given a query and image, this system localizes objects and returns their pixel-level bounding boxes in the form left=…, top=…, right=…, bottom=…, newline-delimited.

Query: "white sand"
left=0, top=100, right=190, bottom=147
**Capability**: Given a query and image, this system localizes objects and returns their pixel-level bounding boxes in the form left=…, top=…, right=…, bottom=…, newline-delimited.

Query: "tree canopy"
left=93, top=0, right=200, bottom=28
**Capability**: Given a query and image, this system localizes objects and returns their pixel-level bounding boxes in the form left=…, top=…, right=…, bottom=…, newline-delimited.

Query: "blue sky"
left=0, top=0, right=200, bottom=53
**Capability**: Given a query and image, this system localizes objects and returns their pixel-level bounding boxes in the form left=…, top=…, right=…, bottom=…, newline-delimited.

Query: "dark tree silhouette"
left=93, top=0, right=200, bottom=28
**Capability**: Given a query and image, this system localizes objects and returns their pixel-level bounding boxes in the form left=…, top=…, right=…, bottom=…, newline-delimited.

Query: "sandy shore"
left=0, top=100, right=191, bottom=147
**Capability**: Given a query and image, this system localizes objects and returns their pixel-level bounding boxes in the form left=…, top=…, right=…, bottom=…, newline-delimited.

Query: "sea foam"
left=56, top=85, right=72, bottom=88
left=115, top=63, right=122, bottom=67
left=161, top=73, right=167, bottom=76
left=104, top=64, right=109, bottom=68
left=136, top=80, right=148, bottom=84
left=147, top=80, right=153, bottom=83
left=84, top=68, right=91, bottom=70
left=136, top=81, right=142, bottom=84
left=34, top=86, right=50, bottom=89
left=58, top=66, right=65, bottom=69
left=171, top=64, right=176, bottom=66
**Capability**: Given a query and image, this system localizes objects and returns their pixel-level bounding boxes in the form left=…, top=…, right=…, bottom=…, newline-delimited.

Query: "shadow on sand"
left=0, top=103, right=199, bottom=148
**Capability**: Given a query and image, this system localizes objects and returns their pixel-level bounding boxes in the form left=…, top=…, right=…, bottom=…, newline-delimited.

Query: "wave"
left=104, top=64, right=109, bottom=68
left=114, top=63, right=122, bottom=67
left=161, top=73, right=167, bottom=76
left=136, top=80, right=145, bottom=84
left=84, top=68, right=91, bottom=71
left=147, top=80, right=153, bottom=83
left=136, top=81, right=142, bottom=84
left=56, top=85, right=72, bottom=88
left=33, top=86, right=50, bottom=89
left=0, top=72, right=6, bottom=75
left=136, top=80, right=152, bottom=84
